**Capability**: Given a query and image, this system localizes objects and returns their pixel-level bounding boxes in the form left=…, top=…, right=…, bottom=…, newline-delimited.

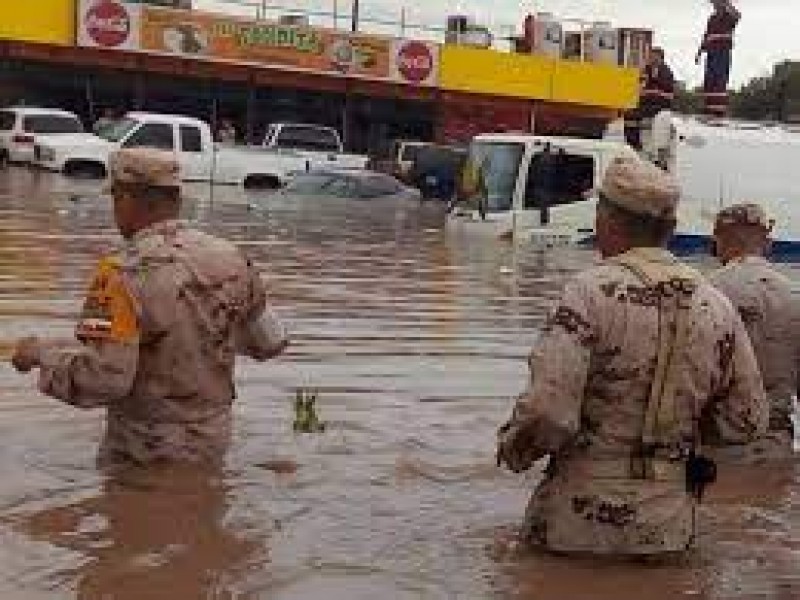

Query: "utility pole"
left=351, top=0, right=359, bottom=33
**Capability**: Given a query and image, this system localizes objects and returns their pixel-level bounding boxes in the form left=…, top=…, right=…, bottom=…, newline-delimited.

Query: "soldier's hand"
left=496, top=422, right=539, bottom=474
left=12, top=337, right=41, bottom=373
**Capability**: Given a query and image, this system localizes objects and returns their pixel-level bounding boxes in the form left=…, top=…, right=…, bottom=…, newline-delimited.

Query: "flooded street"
left=0, top=166, right=798, bottom=599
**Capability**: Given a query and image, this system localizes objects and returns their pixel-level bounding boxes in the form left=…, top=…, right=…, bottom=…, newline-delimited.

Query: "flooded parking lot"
left=0, top=166, right=797, bottom=599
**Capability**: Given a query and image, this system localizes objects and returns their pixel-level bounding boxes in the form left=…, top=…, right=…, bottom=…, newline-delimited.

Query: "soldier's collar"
left=128, top=219, right=187, bottom=246
left=615, top=246, right=678, bottom=266
left=725, top=254, right=769, bottom=267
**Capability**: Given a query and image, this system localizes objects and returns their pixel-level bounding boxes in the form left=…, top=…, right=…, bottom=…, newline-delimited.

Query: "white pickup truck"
left=33, top=112, right=368, bottom=188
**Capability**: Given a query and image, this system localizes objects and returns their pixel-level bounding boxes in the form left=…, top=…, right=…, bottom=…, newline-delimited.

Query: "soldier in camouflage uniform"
left=12, top=149, right=288, bottom=468
left=496, top=154, right=768, bottom=557
left=708, top=203, right=800, bottom=462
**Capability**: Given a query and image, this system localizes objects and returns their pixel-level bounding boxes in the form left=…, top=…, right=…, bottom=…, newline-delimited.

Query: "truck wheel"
left=0, top=151, right=8, bottom=170
left=243, top=174, right=282, bottom=190
left=64, top=160, right=106, bottom=180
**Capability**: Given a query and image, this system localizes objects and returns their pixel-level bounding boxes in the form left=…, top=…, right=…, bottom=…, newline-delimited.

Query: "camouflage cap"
left=715, top=203, right=774, bottom=231
left=600, top=154, right=680, bottom=220
left=108, top=148, right=180, bottom=189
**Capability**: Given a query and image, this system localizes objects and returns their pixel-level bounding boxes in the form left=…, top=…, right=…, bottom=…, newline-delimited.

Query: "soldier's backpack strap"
left=609, top=250, right=701, bottom=475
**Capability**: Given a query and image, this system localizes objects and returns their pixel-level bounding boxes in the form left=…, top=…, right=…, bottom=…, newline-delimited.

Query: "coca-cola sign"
left=392, top=40, right=438, bottom=85
left=397, top=41, right=433, bottom=82
left=85, top=1, right=131, bottom=47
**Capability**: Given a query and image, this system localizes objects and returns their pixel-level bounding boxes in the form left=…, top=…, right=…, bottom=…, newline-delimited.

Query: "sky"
left=195, top=0, right=798, bottom=88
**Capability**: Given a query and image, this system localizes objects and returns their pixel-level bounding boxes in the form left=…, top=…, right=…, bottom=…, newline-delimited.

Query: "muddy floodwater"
left=0, top=166, right=797, bottom=600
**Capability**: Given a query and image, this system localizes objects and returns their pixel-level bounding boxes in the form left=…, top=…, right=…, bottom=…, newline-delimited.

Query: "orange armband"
left=76, top=257, right=140, bottom=344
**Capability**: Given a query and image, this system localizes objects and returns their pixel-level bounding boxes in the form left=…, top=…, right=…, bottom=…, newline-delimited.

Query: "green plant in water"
left=293, top=388, right=326, bottom=433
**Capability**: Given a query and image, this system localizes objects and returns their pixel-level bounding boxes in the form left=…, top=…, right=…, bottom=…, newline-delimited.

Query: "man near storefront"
left=696, top=0, right=741, bottom=117
left=496, top=153, right=767, bottom=557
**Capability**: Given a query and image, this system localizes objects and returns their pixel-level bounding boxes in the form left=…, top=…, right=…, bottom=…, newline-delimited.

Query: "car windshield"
left=275, top=126, right=340, bottom=152
left=284, top=173, right=338, bottom=194
left=468, top=141, right=525, bottom=212
left=413, top=147, right=466, bottom=175
left=23, top=115, right=83, bottom=134
left=97, top=117, right=138, bottom=142
left=400, top=144, right=425, bottom=163
left=358, top=174, right=402, bottom=198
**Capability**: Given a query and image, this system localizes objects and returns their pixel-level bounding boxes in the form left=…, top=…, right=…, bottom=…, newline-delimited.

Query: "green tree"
left=728, top=61, right=800, bottom=121
left=670, top=61, right=800, bottom=121
left=672, top=81, right=703, bottom=115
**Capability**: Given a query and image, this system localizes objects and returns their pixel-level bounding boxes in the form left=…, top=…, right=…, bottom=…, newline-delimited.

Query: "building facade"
left=0, top=0, right=641, bottom=152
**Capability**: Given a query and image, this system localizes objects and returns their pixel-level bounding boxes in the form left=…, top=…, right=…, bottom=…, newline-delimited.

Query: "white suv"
left=0, top=107, right=84, bottom=166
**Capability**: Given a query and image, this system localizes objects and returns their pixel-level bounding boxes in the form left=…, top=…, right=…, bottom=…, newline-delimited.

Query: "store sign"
left=78, top=0, right=141, bottom=51
left=77, top=0, right=439, bottom=86
left=392, top=40, right=439, bottom=86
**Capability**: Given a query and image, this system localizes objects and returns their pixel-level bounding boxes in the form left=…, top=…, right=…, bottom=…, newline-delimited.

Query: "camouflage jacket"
left=707, top=256, right=799, bottom=462
left=709, top=256, right=800, bottom=424
left=501, top=247, right=767, bottom=555
left=35, top=220, right=288, bottom=467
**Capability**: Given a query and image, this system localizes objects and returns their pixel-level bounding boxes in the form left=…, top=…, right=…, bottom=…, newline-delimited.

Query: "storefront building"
left=0, top=0, right=641, bottom=152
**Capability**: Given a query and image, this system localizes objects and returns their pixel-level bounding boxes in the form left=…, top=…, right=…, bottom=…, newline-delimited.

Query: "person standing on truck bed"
left=626, top=47, right=675, bottom=151
left=708, top=203, right=800, bottom=463
left=496, top=153, right=767, bottom=557
left=696, top=0, right=741, bottom=117
left=11, top=148, right=288, bottom=468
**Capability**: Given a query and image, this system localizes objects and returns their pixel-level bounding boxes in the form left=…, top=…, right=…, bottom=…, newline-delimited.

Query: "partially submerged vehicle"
left=446, top=113, right=800, bottom=260
left=270, top=169, right=421, bottom=203
left=33, top=112, right=367, bottom=188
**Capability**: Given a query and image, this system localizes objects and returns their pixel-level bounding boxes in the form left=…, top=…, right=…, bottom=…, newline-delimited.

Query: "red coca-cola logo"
left=85, top=0, right=131, bottom=48
left=396, top=41, right=434, bottom=83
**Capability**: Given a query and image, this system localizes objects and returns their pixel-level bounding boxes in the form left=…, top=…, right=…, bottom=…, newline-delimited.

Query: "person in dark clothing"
left=538, top=146, right=559, bottom=226
left=641, top=47, right=676, bottom=116
left=625, top=47, right=675, bottom=150
left=527, top=144, right=561, bottom=226
left=696, top=0, right=741, bottom=117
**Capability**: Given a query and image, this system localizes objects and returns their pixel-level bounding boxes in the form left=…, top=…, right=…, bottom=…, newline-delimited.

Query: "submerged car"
left=279, top=170, right=421, bottom=201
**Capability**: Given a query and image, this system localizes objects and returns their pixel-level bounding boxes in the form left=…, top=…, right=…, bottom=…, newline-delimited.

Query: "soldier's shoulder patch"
left=76, top=256, right=140, bottom=344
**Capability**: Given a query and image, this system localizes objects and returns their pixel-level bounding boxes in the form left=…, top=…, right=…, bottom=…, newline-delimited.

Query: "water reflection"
left=17, top=466, right=261, bottom=600
left=0, top=166, right=797, bottom=599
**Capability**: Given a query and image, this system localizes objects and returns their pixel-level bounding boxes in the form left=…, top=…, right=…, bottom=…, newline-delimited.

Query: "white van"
left=0, top=107, right=84, bottom=165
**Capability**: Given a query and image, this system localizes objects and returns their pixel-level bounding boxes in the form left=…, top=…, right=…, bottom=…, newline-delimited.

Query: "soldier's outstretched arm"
left=14, top=257, right=141, bottom=408
left=35, top=339, right=139, bottom=408
left=706, top=316, right=768, bottom=445
left=235, top=262, right=288, bottom=361
left=498, top=280, right=593, bottom=471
